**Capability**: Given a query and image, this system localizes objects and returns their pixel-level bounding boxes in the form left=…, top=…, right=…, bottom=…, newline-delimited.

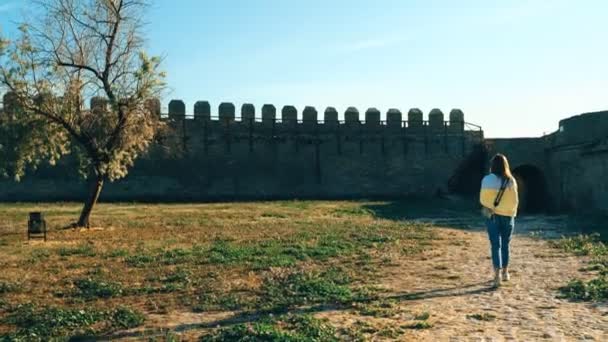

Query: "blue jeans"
left=486, top=215, right=514, bottom=269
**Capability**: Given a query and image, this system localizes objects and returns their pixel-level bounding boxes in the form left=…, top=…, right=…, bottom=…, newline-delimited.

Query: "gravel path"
left=320, top=216, right=608, bottom=341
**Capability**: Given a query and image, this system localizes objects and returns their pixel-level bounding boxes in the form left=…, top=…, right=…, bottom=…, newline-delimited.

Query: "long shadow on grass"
left=363, top=198, right=483, bottom=231
left=388, top=281, right=495, bottom=301
left=93, top=281, right=496, bottom=341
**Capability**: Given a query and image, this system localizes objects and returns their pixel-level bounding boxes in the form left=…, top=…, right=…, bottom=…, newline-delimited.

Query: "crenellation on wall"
left=302, top=106, right=318, bottom=130
left=449, top=109, right=464, bottom=131
left=241, top=103, right=255, bottom=122
left=324, top=107, right=338, bottom=125
left=194, top=101, right=211, bottom=120
left=387, top=109, right=402, bottom=128
left=428, top=108, right=444, bottom=131
left=282, top=105, right=298, bottom=126
left=345, top=107, right=360, bottom=124
left=90, top=97, right=108, bottom=112
left=2, top=92, right=18, bottom=115
left=168, top=99, right=186, bottom=119
left=4, top=93, right=608, bottom=214
left=365, top=108, right=381, bottom=126
left=261, top=104, right=276, bottom=125
left=219, top=102, right=236, bottom=122
left=408, top=108, right=423, bottom=129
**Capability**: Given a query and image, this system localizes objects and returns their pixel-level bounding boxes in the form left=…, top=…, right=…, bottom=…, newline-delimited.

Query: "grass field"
left=0, top=200, right=450, bottom=340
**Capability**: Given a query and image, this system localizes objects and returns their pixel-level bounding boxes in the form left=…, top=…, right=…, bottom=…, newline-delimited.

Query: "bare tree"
left=0, top=0, right=166, bottom=227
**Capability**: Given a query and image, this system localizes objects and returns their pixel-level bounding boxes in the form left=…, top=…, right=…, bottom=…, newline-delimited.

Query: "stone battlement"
left=162, top=100, right=474, bottom=132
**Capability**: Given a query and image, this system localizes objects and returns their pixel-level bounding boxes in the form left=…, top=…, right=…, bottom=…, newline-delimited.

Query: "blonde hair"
left=490, top=154, right=513, bottom=180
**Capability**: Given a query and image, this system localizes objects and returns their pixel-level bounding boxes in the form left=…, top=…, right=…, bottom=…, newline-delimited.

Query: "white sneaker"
left=502, top=270, right=510, bottom=282
left=494, top=270, right=502, bottom=288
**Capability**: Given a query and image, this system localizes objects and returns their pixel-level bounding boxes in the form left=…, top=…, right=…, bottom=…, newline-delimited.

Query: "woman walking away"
left=480, top=154, right=519, bottom=288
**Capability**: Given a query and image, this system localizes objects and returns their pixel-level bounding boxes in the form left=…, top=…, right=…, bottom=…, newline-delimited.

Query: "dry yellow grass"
left=0, top=200, right=437, bottom=340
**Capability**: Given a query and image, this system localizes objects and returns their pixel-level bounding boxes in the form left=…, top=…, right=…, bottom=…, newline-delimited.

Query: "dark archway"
left=448, top=144, right=488, bottom=196
left=512, top=165, right=549, bottom=213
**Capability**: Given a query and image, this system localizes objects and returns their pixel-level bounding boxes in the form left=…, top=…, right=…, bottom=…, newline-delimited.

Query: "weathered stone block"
left=449, top=109, right=465, bottom=131
left=365, top=108, right=381, bottom=126
left=303, top=106, right=318, bottom=123
left=408, top=108, right=423, bottom=128
left=345, top=107, right=360, bottom=124
left=2, top=92, right=19, bottom=115
left=262, top=104, right=276, bottom=124
left=387, top=108, right=402, bottom=128
left=168, top=99, right=186, bottom=119
left=219, top=102, right=236, bottom=121
left=194, top=101, right=211, bottom=120
left=324, top=107, right=338, bottom=125
left=429, top=108, right=444, bottom=129
left=90, top=97, right=108, bottom=112
left=282, top=105, right=297, bottom=125
left=241, top=103, right=255, bottom=122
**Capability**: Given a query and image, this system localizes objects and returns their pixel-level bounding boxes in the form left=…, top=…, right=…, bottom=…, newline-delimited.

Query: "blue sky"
left=1, top=0, right=607, bottom=137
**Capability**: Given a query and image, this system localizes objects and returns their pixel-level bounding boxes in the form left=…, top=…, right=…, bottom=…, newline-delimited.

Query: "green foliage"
left=550, top=234, right=607, bottom=256
left=200, top=315, right=338, bottom=342
left=2, top=304, right=105, bottom=340
left=259, top=268, right=358, bottom=312
left=553, top=234, right=608, bottom=301
left=0, top=282, right=16, bottom=294
left=193, top=292, right=247, bottom=312
left=0, top=0, right=166, bottom=226
left=1, top=304, right=145, bottom=340
left=106, top=248, right=129, bottom=258
left=109, top=306, right=146, bottom=329
left=559, top=277, right=608, bottom=301
left=354, top=300, right=399, bottom=318
left=73, top=278, right=124, bottom=300
left=58, top=244, right=96, bottom=257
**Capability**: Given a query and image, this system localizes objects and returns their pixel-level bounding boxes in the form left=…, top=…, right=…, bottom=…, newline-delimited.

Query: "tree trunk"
left=77, top=174, right=104, bottom=228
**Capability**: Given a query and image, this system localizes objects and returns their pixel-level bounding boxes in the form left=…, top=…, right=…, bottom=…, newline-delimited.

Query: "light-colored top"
left=479, top=173, right=519, bottom=217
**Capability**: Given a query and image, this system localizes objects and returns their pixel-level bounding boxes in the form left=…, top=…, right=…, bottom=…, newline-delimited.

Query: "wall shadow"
left=362, top=197, right=483, bottom=231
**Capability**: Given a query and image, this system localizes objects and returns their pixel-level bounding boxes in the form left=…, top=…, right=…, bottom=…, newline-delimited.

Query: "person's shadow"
left=387, top=281, right=496, bottom=301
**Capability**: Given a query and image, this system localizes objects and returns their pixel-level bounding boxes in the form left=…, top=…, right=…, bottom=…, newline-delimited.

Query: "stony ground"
left=318, top=216, right=608, bottom=341
left=124, top=215, right=608, bottom=341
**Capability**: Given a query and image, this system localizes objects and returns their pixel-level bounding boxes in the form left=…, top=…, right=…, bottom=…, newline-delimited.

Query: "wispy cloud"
left=334, top=35, right=411, bottom=54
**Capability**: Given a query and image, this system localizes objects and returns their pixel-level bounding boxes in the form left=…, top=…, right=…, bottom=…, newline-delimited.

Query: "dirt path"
left=318, top=216, right=608, bottom=341
left=112, top=216, right=608, bottom=341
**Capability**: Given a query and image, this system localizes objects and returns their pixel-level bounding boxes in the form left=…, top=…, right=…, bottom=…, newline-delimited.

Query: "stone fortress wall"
left=1, top=93, right=607, bottom=215
left=0, top=95, right=484, bottom=202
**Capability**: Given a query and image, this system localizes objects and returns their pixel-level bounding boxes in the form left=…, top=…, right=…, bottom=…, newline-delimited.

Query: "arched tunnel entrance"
left=512, top=165, right=550, bottom=213
left=448, top=146, right=552, bottom=214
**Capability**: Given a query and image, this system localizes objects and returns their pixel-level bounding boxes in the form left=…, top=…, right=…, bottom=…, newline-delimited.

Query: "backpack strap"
left=493, top=177, right=509, bottom=208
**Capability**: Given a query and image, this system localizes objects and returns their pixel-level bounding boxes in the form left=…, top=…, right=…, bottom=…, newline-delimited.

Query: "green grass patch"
left=200, top=314, right=339, bottom=342
left=258, top=267, right=366, bottom=313
left=354, top=300, right=399, bottom=318
left=550, top=234, right=607, bottom=256
left=333, top=207, right=373, bottom=217
left=553, top=234, right=608, bottom=301
left=0, top=282, right=16, bottom=294
left=558, top=277, right=608, bottom=301
left=57, top=244, right=97, bottom=257
left=1, top=304, right=144, bottom=341
left=72, top=278, right=124, bottom=300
